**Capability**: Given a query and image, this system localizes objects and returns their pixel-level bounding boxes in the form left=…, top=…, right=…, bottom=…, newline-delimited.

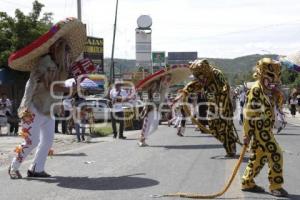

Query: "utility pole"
left=77, top=0, right=82, bottom=21
left=110, top=0, right=119, bottom=84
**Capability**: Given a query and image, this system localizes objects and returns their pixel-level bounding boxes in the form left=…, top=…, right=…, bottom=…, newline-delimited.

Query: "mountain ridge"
left=103, top=54, right=278, bottom=84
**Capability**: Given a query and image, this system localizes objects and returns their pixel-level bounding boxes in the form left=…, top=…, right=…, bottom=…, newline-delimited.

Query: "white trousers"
left=11, top=105, right=55, bottom=172
left=142, top=110, right=160, bottom=139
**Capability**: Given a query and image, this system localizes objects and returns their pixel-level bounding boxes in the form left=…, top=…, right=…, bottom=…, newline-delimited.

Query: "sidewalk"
left=283, top=108, right=300, bottom=126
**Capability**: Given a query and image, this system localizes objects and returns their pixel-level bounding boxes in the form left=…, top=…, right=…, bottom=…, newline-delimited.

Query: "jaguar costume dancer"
left=241, top=58, right=288, bottom=197
left=174, top=59, right=240, bottom=157
left=8, top=18, right=86, bottom=179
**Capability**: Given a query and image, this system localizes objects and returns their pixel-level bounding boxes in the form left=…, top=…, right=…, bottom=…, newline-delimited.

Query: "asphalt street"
left=0, top=117, right=299, bottom=200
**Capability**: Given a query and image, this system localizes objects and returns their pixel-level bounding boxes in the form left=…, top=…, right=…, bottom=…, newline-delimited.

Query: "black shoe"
left=27, top=170, right=51, bottom=178
left=177, top=132, right=184, bottom=137
left=113, top=135, right=117, bottom=139
left=242, top=185, right=265, bottom=193
left=119, top=135, right=127, bottom=139
left=270, top=188, right=288, bottom=197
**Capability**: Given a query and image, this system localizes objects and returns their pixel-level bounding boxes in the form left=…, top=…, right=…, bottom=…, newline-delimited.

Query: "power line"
left=174, top=20, right=300, bottom=42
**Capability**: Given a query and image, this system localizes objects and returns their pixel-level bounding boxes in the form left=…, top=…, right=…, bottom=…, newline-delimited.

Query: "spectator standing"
left=7, top=107, right=20, bottom=136
left=54, top=105, right=63, bottom=133
left=177, top=105, right=186, bottom=137
left=0, top=93, right=12, bottom=113
left=110, top=82, right=129, bottom=139
left=0, top=93, right=12, bottom=134
left=74, top=105, right=87, bottom=142
left=239, top=89, right=246, bottom=124
left=289, top=95, right=297, bottom=117
left=62, top=97, right=74, bottom=134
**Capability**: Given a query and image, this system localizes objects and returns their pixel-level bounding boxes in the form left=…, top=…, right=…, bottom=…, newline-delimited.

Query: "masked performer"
left=138, top=74, right=173, bottom=146
left=8, top=18, right=86, bottom=179
left=136, top=65, right=191, bottom=146
left=174, top=59, right=239, bottom=157
left=241, top=58, right=288, bottom=197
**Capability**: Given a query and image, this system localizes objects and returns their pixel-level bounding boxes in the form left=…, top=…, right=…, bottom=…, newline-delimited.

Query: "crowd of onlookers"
left=53, top=93, right=92, bottom=142
left=1, top=86, right=300, bottom=139
left=0, top=92, right=91, bottom=142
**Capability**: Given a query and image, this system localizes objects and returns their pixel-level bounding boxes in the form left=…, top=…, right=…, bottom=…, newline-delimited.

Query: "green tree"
left=0, top=0, right=53, bottom=68
left=281, top=68, right=299, bottom=85
left=232, top=69, right=255, bottom=86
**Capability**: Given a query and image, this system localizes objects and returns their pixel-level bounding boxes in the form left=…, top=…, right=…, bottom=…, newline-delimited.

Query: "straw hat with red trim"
left=8, top=17, right=86, bottom=71
left=136, top=64, right=191, bottom=90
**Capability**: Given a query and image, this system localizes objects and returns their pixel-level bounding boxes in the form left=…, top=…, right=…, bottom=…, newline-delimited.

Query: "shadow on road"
left=150, top=144, right=223, bottom=150
left=25, top=173, right=159, bottom=190
left=53, top=153, right=87, bottom=157
left=210, top=154, right=249, bottom=163
left=286, top=194, right=300, bottom=200
left=217, top=193, right=300, bottom=199
left=275, top=133, right=300, bottom=136
left=183, top=135, right=214, bottom=138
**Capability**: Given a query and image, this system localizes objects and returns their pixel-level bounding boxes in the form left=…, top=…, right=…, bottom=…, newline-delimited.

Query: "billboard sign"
left=136, top=29, right=152, bottom=70
left=84, top=37, right=104, bottom=73
left=152, top=51, right=165, bottom=64
left=152, top=51, right=166, bottom=72
left=167, top=52, right=198, bottom=65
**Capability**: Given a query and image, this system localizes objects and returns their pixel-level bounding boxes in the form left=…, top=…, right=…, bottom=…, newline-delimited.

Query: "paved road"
left=0, top=118, right=299, bottom=200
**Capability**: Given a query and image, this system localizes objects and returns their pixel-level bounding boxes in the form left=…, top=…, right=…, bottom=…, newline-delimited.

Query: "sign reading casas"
left=84, top=36, right=104, bottom=73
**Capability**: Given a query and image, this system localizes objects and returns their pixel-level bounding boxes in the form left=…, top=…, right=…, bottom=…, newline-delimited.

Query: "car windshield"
left=85, top=99, right=109, bottom=108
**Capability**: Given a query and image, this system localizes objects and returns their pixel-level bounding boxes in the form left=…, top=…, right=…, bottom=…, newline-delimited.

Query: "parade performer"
left=136, top=65, right=191, bottom=146
left=174, top=59, right=239, bottom=157
left=8, top=18, right=86, bottom=179
left=273, top=88, right=286, bottom=134
left=241, top=58, right=288, bottom=197
left=138, top=80, right=161, bottom=146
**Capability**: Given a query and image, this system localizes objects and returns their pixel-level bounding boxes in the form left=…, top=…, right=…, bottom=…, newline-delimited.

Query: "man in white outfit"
left=110, top=82, right=129, bottom=139
left=8, top=18, right=86, bottom=179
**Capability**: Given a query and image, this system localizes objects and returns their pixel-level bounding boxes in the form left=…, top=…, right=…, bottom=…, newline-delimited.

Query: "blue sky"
left=1, top=0, right=300, bottom=59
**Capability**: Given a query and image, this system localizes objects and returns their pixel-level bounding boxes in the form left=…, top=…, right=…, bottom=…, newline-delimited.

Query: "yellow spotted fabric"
left=241, top=81, right=284, bottom=191
left=183, top=65, right=238, bottom=155
left=253, top=58, right=281, bottom=85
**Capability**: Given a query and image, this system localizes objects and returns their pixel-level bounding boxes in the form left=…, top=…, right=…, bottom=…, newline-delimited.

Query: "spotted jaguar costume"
left=241, top=58, right=288, bottom=197
left=181, top=59, right=239, bottom=157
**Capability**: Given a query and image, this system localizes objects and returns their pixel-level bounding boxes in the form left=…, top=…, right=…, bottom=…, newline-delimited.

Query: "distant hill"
left=103, top=54, right=278, bottom=85
left=207, top=54, right=277, bottom=74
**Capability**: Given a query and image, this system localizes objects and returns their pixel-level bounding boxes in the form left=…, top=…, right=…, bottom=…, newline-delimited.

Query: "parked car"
left=85, top=98, right=111, bottom=122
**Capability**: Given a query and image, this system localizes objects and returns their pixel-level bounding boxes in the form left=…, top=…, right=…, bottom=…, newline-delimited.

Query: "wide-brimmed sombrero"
left=8, top=17, right=86, bottom=71
left=279, top=51, right=300, bottom=72
left=136, top=64, right=191, bottom=90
